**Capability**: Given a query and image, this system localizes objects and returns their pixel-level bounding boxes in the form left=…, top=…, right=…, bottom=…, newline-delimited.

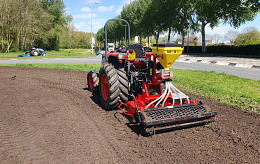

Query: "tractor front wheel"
left=99, top=64, right=120, bottom=110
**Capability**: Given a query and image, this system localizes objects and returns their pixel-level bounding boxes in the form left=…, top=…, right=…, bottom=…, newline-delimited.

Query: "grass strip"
left=0, top=49, right=95, bottom=59
left=0, top=63, right=101, bottom=71
left=0, top=63, right=259, bottom=113
left=172, top=69, right=259, bottom=112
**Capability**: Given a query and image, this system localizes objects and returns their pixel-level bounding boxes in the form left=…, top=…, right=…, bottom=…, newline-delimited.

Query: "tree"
left=194, top=0, right=221, bottom=53
left=38, top=0, right=72, bottom=50
left=193, top=36, right=198, bottom=46
left=120, top=0, right=152, bottom=43
left=242, top=26, right=258, bottom=33
left=234, top=30, right=260, bottom=45
left=0, top=0, right=72, bottom=52
left=212, top=34, right=222, bottom=44
left=96, top=0, right=260, bottom=51
left=225, top=30, right=239, bottom=44
left=221, top=0, right=259, bottom=28
left=194, top=0, right=259, bottom=53
left=0, top=0, right=50, bottom=52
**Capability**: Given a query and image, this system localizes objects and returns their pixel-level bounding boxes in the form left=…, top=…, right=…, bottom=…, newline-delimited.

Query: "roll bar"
left=104, top=19, right=131, bottom=62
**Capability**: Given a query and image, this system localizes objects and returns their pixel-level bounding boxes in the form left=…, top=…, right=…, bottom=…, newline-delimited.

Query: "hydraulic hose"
left=145, top=82, right=169, bottom=109
left=145, top=81, right=190, bottom=109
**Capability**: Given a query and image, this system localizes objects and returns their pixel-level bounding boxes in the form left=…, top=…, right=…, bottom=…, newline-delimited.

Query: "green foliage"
left=234, top=30, right=260, bottom=46
left=0, top=63, right=101, bottom=71
left=0, top=49, right=95, bottom=59
left=220, top=0, right=258, bottom=28
left=96, top=0, right=259, bottom=53
left=0, top=0, right=72, bottom=52
left=36, top=0, right=71, bottom=50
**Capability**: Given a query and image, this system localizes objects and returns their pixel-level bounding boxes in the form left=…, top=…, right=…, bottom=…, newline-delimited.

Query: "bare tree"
left=212, top=34, right=222, bottom=44
left=225, top=30, right=239, bottom=44
left=242, top=26, right=258, bottom=33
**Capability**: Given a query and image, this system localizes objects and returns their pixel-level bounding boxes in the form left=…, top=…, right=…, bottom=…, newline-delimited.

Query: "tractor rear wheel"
left=117, top=68, right=129, bottom=102
left=99, top=64, right=120, bottom=110
left=31, top=50, right=38, bottom=56
left=87, top=71, right=98, bottom=92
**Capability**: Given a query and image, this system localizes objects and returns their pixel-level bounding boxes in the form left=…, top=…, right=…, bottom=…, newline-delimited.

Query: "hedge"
left=183, top=45, right=260, bottom=57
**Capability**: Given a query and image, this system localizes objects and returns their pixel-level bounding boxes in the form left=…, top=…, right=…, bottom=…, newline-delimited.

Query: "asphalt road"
left=0, top=56, right=259, bottom=80
left=171, top=61, right=260, bottom=80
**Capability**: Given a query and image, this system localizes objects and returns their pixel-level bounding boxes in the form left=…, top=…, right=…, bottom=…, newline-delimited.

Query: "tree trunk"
left=6, top=40, right=13, bottom=53
left=17, top=31, right=21, bottom=52
left=140, top=36, right=142, bottom=45
left=168, top=28, right=171, bottom=42
left=201, top=21, right=207, bottom=54
left=1, top=29, right=3, bottom=51
left=181, top=30, right=185, bottom=47
left=156, top=31, right=160, bottom=44
left=1, top=12, right=3, bottom=51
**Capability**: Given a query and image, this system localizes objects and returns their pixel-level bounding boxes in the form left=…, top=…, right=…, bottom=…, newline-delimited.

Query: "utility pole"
left=91, top=2, right=99, bottom=55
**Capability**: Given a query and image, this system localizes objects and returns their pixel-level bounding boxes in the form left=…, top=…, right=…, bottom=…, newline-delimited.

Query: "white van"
left=108, top=43, right=115, bottom=51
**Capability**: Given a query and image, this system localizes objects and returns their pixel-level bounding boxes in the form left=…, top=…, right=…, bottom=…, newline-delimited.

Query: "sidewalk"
left=177, top=55, right=260, bottom=69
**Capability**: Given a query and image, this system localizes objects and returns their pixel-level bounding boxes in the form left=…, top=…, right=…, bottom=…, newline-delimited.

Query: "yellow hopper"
left=151, top=44, right=183, bottom=70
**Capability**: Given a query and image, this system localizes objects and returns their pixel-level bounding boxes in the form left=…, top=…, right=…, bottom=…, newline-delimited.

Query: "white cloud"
left=75, top=22, right=88, bottom=30
left=90, top=18, right=106, bottom=32
left=97, top=5, right=115, bottom=13
left=80, top=7, right=91, bottom=13
left=81, top=0, right=101, bottom=5
left=74, top=18, right=106, bottom=33
left=74, top=13, right=98, bottom=19
left=121, top=0, right=131, bottom=5
left=91, top=18, right=106, bottom=25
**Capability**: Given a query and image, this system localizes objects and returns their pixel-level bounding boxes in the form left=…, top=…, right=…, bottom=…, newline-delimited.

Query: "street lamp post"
left=91, top=2, right=99, bottom=55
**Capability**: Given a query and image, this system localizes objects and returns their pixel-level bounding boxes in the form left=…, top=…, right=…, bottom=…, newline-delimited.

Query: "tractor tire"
left=31, top=50, right=39, bottom=56
left=99, top=64, right=120, bottom=110
left=117, top=68, right=129, bottom=102
left=87, top=71, right=98, bottom=92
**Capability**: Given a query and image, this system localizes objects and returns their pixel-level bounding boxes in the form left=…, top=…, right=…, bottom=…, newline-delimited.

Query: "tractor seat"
left=128, top=44, right=143, bottom=58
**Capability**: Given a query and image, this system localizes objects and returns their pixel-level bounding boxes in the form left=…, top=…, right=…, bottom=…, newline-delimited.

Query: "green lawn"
left=0, top=63, right=101, bottom=71
left=0, top=63, right=259, bottom=113
left=0, top=49, right=95, bottom=60
left=172, top=69, right=260, bottom=112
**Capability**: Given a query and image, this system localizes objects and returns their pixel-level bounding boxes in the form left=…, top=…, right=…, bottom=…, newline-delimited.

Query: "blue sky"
left=63, top=0, right=131, bottom=33
left=63, top=0, right=260, bottom=36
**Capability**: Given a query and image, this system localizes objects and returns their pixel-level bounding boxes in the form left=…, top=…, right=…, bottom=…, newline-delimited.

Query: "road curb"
left=176, top=59, right=260, bottom=69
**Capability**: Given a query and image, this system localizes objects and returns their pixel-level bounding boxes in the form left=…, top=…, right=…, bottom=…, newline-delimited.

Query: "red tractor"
left=87, top=19, right=217, bottom=135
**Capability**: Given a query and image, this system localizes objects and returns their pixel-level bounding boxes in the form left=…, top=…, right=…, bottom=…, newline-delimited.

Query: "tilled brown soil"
left=0, top=66, right=259, bottom=164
